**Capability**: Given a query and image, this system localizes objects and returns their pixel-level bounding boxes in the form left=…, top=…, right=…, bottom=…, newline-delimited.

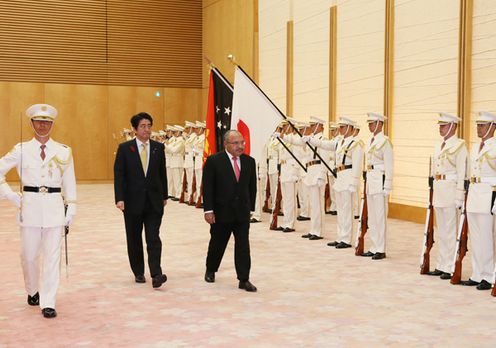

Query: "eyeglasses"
left=226, top=140, right=246, bottom=146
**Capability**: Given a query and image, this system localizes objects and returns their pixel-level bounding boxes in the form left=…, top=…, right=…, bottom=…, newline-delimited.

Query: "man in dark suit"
left=203, top=130, right=258, bottom=292
left=114, top=112, right=168, bottom=288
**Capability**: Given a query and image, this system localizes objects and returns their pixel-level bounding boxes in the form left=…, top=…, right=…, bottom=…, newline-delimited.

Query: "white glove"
left=455, top=199, right=463, bottom=209
left=383, top=188, right=391, bottom=197
left=65, top=203, right=76, bottom=226
left=273, top=132, right=281, bottom=138
left=6, top=192, right=21, bottom=208
left=348, top=185, right=356, bottom=193
left=301, top=136, right=310, bottom=143
left=65, top=215, right=74, bottom=226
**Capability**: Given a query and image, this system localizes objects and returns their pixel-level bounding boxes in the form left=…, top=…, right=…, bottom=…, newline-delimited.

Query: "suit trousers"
left=467, top=212, right=495, bottom=283
left=206, top=221, right=251, bottom=281
left=336, top=189, right=353, bottom=243
left=434, top=206, right=457, bottom=273
left=367, top=193, right=388, bottom=253
left=123, top=197, right=163, bottom=278
left=21, top=226, right=62, bottom=309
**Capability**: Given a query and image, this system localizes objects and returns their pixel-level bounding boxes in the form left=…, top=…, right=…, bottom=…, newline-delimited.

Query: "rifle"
left=179, top=169, right=187, bottom=203
left=269, top=173, right=282, bottom=230
left=355, top=170, right=368, bottom=256
left=451, top=180, right=469, bottom=284
left=262, top=172, right=271, bottom=213
left=324, top=180, right=331, bottom=213
left=420, top=158, right=435, bottom=274
left=188, top=157, right=197, bottom=205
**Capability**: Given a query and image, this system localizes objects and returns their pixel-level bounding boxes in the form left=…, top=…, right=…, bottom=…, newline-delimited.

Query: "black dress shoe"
left=460, top=278, right=480, bottom=286
left=426, top=269, right=443, bottom=276
left=301, top=233, right=312, bottom=238
left=283, top=227, right=295, bottom=233
left=372, top=252, right=386, bottom=260
left=329, top=211, right=337, bottom=215
left=274, top=226, right=284, bottom=231
left=361, top=251, right=374, bottom=257
left=204, top=271, right=215, bottom=283
left=27, top=292, right=39, bottom=306
left=135, top=275, right=146, bottom=283
left=309, top=234, right=323, bottom=240
left=152, top=274, right=167, bottom=288
left=335, top=242, right=352, bottom=249
left=239, top=280, right=257, bottom=292
left=354, top=215, right=360, bottom=219
left=327, top=241, right=338, bottom=247
left=250, top=218, right=261, bottom=223
left=440, top=272, right=452, bottom=280
left=42, top=308, right=57, bottom=318
left=297, top=216, right=310, bottom=221
left=476, top=280, right=492, bottom=290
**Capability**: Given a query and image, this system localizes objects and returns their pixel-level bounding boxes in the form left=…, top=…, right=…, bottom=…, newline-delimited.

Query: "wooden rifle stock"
left=269, top=174, right=282, bottom=230
left=451, top=180, right=469, bottom=284
left=188, top=169, right=197, bottom=205
left=324, top=181, right=331, bottom=213
left=179, top=169, right=187, bottom=203
left=355, top=171, right=368, bottom=256
left=420, top=175, right=435, bottom=274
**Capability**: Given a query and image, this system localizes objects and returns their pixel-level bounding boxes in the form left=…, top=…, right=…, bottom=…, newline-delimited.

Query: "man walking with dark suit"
left=114, top=112, right=168, bottom=288
left=203, top=130, right=258, bottom=292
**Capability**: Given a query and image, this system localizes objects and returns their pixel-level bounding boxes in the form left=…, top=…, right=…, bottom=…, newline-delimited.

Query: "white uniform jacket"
left=165, top=136, right=185, bottom=168
left=467, top=137, right=496, bottom=214
left=183, top=133, right=198, bottom=169
left=333, top=136, right=364, bottom=192
left=193, top=134, right=205, bottom=170
left=366, top=132, right=394, bottom=195
left=279, top=135, right=299, bottom=184
left=0, top=138, right=77, bottom=227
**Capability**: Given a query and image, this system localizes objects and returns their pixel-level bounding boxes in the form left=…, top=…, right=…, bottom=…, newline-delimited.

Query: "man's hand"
left=204, top=212, right=216, bottom=224
left=116, top=201, right=125, bottom=211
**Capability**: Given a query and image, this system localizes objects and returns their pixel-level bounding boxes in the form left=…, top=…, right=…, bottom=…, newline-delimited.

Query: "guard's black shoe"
left=42, top=308, right=57, bottom=318
left=27, top=292, right=39, bottom=306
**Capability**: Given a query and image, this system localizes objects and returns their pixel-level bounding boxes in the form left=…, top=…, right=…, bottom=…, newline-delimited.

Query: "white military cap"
left=26, top=104, right=58, bottom=121
left=123, top=128, right=132, bottom=133
left=329, top=122, right=338, bottom=129
left=367, top=112, right=387, bottom=123
left=196, top=121, right=206, bottom=128
left=437, top=112, right=460, bottom=124
left=354, top=124, right=361, bottom=130
left=165, top=125, right=174, bottom=131
left=185, top=121, right=196, bottom=127
left=337, top=116, right=356, bottom=126
left=310, top=116, right=326, bottom=124
left=151, top=131, right=159, bottom=137
left=174, top=125, right=185, bottom=131
left=158, top=130, right=166, bottom=136
left=476, top=111, right=496, bottom=124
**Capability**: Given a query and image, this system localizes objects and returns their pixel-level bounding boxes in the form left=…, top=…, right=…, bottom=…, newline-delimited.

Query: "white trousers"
left=434, top=206, right=457, bottom=273
left=281, top=181, right=296, bottom=228
left=307, top=183, right=325, bottom=236
left=184, top=167, right=194, bottom=201
left=166, top=167, right=174, bottom=197
left=193, top=168, right=203, bottom=202
left=298, top=179, right=310, bottom=217
left=171, top=168, right=183, bottom=199
left=336, top=190, right=353, bottom=243
left=329, top=175, right=337, bottom=212
left=268, top=173, right=278, bottom=209
left=467, top=212, right=495, bottom=283
left=353, top=189, right=360, bottom=217
left=367, top=193, right=388, bottom=253
left=252, top=177, right=265, bottom=221
left=21, top=226, right=63, bottom=309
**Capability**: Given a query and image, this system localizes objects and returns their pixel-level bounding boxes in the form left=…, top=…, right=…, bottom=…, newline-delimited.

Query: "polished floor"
left=0, top=184, right=495, bottom=347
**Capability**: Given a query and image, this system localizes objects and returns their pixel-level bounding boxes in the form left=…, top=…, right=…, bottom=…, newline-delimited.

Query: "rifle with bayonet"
left=355, top=168, right=368, bottom=256
left=420, top=157, right=435, bottom=274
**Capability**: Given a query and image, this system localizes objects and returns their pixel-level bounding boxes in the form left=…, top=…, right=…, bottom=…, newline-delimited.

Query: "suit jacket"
left=203, top=151, right=257, bottom=223
left=114, top=139, right=168, bottom=214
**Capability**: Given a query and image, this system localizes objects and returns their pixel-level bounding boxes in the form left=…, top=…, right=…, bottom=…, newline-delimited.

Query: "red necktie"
left=40, top=144, right=46, bottom=160
left=232, top=156, right=240, bottom=182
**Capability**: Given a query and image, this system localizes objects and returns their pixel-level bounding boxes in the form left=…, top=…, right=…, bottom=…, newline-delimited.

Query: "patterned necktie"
left=40, top=144, right=46, bottom=160
left=140, top=143, right=147, bottom=173
left=232, top=156, right=240, bottom=182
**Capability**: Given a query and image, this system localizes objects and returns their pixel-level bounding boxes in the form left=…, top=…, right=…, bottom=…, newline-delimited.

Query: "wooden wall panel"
left=164, top=88, right=203, bottom=127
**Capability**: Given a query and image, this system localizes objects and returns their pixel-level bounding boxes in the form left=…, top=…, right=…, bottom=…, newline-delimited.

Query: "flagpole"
left=230, top=60, right=336, bottom=178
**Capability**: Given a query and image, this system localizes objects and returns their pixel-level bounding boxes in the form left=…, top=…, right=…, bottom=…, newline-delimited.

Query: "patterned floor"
left=0, top=184, right=495, bottom=347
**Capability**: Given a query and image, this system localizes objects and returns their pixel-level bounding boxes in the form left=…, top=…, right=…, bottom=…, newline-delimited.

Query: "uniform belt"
left=367, top=164, right=384, bottom=171
left=306, top=160, right=321, bottom=168
left=336, top=164, right=352, bottom=172
left=470, top=177, right=496, bottom=185
left=23, top=186, right=61, bottom=193
left=434, top=174, right=457, bottom=181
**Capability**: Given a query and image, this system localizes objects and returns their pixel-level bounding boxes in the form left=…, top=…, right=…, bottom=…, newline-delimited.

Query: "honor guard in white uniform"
left=275, top=121, right=299, bottom=232
left=296, top=123, right=311, bottom=221
left=123, top=128, right=134, bottom=141
left=164, top=126, right=185, bottom=200
left=352, top=125, right=362, bottom=219
left=164, top=125, right=175, bottom=198
left=192, top=121, right=206, bottom=206
left=292, top=117, right=328, bottom=240
left=424, top=113, right=467, bottom=277
left=0, top=104, right=77, bottom=318
left=327, top=123, right=340, bottom=215
left=462, top=111, right=496, bottom=290
left=267, top=132, right=281, bottom=212
left=183, top=121, right=198, bottom=203
left=360, top=113, right=394, bottom=260
left=328, top=117, right=364, bottom=248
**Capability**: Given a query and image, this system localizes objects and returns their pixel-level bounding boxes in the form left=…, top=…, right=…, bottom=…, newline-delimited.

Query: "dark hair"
left=131, top=112, right=153, bottom=129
